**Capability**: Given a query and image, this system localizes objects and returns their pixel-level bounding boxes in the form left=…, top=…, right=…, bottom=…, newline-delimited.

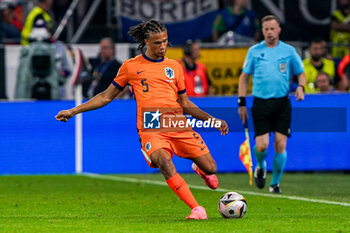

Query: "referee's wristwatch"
left=238, top=96, right=246, bottom=107
left=298, top=84, right=305, bottom=92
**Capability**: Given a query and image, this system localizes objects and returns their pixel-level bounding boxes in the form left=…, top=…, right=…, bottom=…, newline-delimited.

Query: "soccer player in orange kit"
left=55, top=19, right=228, bottom=220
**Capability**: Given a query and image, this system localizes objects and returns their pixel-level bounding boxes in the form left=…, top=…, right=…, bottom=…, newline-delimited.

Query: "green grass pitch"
left=0, top=173, right=349, bottom=233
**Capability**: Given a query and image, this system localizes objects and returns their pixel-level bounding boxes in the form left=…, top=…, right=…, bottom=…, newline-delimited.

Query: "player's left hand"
left=216, top=119, right=229, bottom=135
left=295, top=86, right=305, bottom=101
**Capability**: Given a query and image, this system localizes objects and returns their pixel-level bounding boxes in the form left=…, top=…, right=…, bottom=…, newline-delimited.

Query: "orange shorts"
left=139, top=131, right=210, bottom=168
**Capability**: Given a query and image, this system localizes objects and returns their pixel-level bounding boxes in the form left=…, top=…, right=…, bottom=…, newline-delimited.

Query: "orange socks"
left=166, top=173, right=199, bottom=209
left=197, top=167, right=207, bottom=176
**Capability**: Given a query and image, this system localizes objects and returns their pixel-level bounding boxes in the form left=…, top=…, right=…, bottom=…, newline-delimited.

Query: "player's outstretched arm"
left=55, top=84, right=121, bottom=122
left=178, top=93, right=228, bottom=135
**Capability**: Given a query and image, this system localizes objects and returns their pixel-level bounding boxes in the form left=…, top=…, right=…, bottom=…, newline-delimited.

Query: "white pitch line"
left=82, top=172, right=350, bottom=207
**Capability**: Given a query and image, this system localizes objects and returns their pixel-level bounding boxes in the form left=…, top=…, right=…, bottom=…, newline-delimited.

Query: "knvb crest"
left=145, top=142, right=151, bottom=152
left=143, top=110, right=161, bottom=129
left=165, top=67, right=174, bottom=81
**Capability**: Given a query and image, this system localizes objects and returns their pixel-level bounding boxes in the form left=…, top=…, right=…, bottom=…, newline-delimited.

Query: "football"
left=218, top=192, right=247, bottom=218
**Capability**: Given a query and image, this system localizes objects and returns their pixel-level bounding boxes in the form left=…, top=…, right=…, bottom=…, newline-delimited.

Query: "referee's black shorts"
left=251, top=96, right=291, bottom=137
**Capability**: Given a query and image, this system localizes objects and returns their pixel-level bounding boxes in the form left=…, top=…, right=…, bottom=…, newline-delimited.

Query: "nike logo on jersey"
left=137, top=70, right=145, bottom=74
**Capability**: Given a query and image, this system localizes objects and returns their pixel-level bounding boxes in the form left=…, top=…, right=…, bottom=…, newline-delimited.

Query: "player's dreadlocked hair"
left=128, top=19, right=167, bottom=51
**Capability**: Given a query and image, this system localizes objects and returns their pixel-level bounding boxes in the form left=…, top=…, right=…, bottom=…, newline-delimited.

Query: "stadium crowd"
left=0, top=0, right=349, bottom=99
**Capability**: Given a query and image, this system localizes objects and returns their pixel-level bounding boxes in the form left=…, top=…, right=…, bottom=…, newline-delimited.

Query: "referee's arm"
left=238, top=72, right=250, bottom=124
left=295, top=72, right=306, bottom=101
left=238, top=72, right=249, bottom=97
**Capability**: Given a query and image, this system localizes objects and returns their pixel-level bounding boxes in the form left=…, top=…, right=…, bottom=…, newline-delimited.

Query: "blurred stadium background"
left=0, top=0, right=349, bottom=232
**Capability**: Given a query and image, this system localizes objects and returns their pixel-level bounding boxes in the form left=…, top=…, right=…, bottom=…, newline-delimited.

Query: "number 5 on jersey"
left=141, top=79, right=149, bottom=92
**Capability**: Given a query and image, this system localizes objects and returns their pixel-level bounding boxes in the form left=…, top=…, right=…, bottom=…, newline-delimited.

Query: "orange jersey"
left=113, top=54, right=186, bottom=132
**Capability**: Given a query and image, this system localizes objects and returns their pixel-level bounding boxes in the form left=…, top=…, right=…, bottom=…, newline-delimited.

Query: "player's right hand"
left=238, top=106, right=248, bottom=124
left=55, top=110, right=74, bottom=122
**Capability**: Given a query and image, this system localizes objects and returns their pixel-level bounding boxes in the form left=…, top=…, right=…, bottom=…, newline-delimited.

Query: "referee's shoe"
left=254, top=166, right=266, bottom=189
left=269, top=184, right=282, bottom=193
